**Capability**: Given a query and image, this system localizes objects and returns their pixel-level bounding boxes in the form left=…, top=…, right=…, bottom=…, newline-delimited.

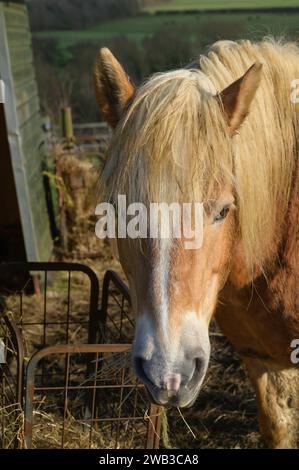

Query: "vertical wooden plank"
left=0, top=3, right=53, bottom=261
left=0, top=3, right=38, bottom=260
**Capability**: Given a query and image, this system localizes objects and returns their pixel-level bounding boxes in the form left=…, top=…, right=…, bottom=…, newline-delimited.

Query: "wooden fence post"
left=61, top=106, right=74, bottom=147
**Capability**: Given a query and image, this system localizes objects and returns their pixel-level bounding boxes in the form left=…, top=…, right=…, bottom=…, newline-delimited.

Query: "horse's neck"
left=229, top=149, right=299, bottom=290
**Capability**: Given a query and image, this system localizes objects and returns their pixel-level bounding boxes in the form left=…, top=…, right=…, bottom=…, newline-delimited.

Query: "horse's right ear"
left=93, top=48, right=135, bottom=128
left=219, top=62, right=262, bottom=135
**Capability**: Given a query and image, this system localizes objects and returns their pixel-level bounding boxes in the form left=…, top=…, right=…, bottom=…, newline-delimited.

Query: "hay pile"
left=0, top=403, right=24, bottom=449
left=1, top=268, right=152, bottom=449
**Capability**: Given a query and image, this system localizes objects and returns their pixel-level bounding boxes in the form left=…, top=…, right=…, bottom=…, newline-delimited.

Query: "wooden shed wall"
left=0, top=1, right=52, bottom=261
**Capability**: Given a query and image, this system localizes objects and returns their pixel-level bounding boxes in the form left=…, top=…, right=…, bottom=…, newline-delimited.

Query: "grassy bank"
left=143, top=0, right=299, bottom=13
left=34, top=11, right=299, bottom=51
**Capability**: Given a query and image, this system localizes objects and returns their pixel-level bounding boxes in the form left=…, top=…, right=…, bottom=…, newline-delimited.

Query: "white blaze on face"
left=153, top=238, right=172, bottom=340
left=132, top=239, right=213, bottom=388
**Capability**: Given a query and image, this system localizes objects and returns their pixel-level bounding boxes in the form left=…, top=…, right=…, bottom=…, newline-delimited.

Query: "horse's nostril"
left=186, top=356, right=206, bottom=389
left=134, top=356, right=146, bottom=379
left=134, top=356, right=155, bottom=388
left=194, top=357, right=204, bottom=371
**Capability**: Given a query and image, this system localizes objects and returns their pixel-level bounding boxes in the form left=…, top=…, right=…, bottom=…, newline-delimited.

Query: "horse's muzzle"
left=133, top=355, right=207, bottom=408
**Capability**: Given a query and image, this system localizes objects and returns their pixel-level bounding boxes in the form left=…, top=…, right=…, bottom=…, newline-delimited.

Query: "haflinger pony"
left=93, top=39, right=299, bottom=448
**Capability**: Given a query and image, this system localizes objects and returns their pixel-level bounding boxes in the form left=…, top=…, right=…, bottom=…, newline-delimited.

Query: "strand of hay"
left=177, top=407, right=197, bottom=440
left=0, top=403, right=24, bottom=448
left=161, top=408, right=171, bottom=449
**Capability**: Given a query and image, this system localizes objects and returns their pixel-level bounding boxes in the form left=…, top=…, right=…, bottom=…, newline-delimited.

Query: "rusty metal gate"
left=0, top=262, right=162, bottom=449
left=0, top=302, right=25, bottom=448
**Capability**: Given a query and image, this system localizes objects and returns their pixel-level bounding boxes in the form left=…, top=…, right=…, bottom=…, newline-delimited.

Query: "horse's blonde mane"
left=99, top=39, right=299, bottom=270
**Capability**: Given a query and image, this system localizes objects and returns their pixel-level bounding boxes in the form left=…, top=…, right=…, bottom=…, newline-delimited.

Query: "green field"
left=34, top=11, right=299, bottom=51
left=144, top=0, right=299, bottom=12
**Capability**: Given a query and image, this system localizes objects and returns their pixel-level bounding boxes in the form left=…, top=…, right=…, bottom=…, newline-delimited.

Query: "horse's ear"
left=93, top=47, right=135, bottom=128
left=219, top=62, right=262, bottom=134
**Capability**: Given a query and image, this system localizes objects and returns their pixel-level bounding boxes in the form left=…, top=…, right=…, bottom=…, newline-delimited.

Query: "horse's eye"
left=213, top=205, right=230, bottom=224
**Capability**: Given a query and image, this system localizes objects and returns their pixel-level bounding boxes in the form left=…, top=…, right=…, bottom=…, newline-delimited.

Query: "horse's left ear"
left=93, top=47, right=135, bottom=128
left=219, top=62, right=262, bottom=134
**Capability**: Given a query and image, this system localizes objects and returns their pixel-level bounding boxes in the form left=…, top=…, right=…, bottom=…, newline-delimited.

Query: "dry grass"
left=30, top=409, right=147, bottom=449
left=0, top=403, right=24, bottom=448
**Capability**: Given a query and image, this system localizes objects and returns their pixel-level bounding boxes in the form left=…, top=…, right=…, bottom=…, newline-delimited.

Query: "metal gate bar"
left=0, top=306, right=26, bottom=448
left=24, top=344, right=161, bottom=449
left=0, top=263, right=162, bottom=449
left=0, top=262, right=100, bottom=345
left=100, top=270, right=134, bottom=343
